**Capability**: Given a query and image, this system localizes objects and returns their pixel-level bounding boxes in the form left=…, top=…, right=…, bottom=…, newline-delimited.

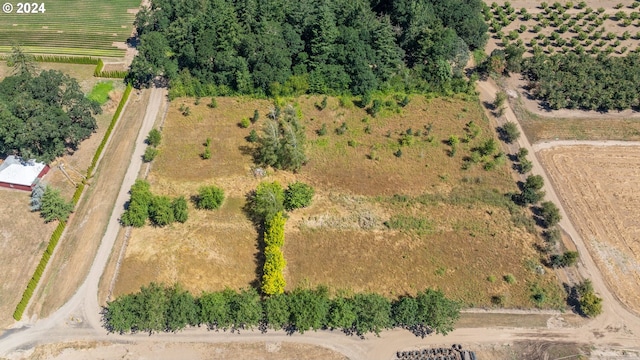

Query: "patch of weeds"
left=435, top=267, right=446, bottom=276
left=504, top=274, right=516, bottom=284
left=336, top=122, right=348, bottom=135
left=384, top=215, right=433, bottom=234
left=487, top=275, right=497, bottom=283
left=317, top=123, right=328, bottom=136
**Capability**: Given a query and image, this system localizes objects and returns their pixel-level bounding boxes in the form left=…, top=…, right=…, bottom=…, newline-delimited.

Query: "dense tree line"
left=0, top=50, right=101, bottom=162
left=521, top=52, right=640, bottom=111
left=102, top=283, right=460, bottom=337
left=128, top=0, right=486, bottom=97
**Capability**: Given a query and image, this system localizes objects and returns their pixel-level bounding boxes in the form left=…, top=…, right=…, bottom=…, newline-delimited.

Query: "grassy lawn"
left=0, top=0, right=139, bottom=57
left=115, top=95, right=565, bottom=309
left=87, top=81, right=114, bottom=105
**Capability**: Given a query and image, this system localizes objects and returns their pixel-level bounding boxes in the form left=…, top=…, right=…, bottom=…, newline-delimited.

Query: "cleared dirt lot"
left=26, top=341, right=348, bottom=360
left=538, top=145, right=640, bottom=314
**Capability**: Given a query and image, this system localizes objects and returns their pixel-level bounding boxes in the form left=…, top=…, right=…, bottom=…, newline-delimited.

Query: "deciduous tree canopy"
left=128, top=0, right=486, bottom=97
left=0, top=69, right=101, bottom=162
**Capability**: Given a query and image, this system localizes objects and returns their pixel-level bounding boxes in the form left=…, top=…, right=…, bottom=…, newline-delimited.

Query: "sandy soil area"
left=538, top=145, right=640, bottom=315
left=26, top=341, right=348, bottom=360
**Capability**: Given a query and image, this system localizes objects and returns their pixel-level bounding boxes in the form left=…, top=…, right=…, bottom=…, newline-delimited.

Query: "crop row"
left=0, top=46, right=124, bottom=57
left=13, top=83, right=133, bottom=320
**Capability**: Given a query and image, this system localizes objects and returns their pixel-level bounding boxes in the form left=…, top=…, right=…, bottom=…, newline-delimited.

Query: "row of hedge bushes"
left=12, top=83, right=133, bottom=320
left=102, top=283, right=461, bottom=337
left=93, top=59, right=127, bottom=78
left=2, top=54, right=127, bottom=78
left=261, top=212, right=286, bottom=296
left=13, top=221, right=65, bottom=320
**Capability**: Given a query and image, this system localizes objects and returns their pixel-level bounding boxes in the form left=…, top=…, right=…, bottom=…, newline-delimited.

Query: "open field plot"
left=0, top=62, right=122, bottom=324
left=484, top=1, right=640, bottom=56
left=114, top=95, right=564, bottom=308
left=0, top=190, right=57, bottom=328
left=0, top=0, right=140, bottom=57
left=538, top=145, right=640, bottom=314
left=510, top=98, right=640, bottom=143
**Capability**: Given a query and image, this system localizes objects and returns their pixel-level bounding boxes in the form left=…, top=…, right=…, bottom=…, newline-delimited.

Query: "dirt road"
left=477, top=80, right=640, bottom=331
left=1, top=83, right=640, bottom=359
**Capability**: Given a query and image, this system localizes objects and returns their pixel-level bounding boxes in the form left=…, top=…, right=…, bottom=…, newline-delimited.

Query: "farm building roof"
left=0, top=156, right=47, bottom=186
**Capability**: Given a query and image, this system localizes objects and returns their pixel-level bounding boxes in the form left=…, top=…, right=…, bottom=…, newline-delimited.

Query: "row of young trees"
left=0, top=48, right=102, bottom=162
left=102, top=283, right=461, bottom=337
left=128, top=0, right=487, bottom=96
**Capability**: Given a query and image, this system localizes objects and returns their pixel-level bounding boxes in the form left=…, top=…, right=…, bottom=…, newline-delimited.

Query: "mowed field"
left=0, top=62, right=121, bottom=327
left=114, top=95, right=564, bottom=309
left=538, top=146, right=640, bottom=314
left=0, top=0, right=140, bottom=57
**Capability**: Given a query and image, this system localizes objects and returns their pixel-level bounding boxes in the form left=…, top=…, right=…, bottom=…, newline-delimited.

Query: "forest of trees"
left=0, top=50, right=101, bottom=162
left=127, top=0, right=487, bottom=97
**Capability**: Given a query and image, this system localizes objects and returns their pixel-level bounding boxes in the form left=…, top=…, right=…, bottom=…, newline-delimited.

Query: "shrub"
left=201, top=147, right=211, bottom=160
left=207, top=98, right=217, bottom=108
left=239, top=118, right=251, bottom=128
left=503, top=274, right=516, bottom=284
left=146, top=129, right=161, bottom=147
left=172, top=196, right=189, bottom=223
left=284, top=182, right=315, bottom=211
left=40, top=186, right=74, bottom=223
left=30, top=183, right=46, bottom=211
left=539, top=201, right=562, bottom=227
left=550, top=251, right=579, bottom=267
left=250, top=181, right=285, bottom=222
left=251, top=109, right=259, bottom=123
left=499, top=122, right=520, bottom=143
left=143, top=147, right=158, bottom=162
left=262, top=212, right=287, bottom=295
left=197, top=185, right=225, bottom=210
left=317, top=123, right=328, bottom=136
left=149, top=195, right=175, bottom=226
left=247, top=129, right=259, bottom=143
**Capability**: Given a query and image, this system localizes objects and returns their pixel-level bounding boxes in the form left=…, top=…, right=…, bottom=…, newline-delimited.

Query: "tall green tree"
left=39, top=186, right=74, bottom=223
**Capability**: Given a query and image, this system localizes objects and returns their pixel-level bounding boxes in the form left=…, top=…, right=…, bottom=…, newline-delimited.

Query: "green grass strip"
left=87, top=81, right=115, bottom=105
left=13, top=83, right=133, bottom=321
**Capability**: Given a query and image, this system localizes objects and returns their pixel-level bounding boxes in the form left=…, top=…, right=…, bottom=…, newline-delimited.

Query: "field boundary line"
left=533, top=140, right=640, bottom=152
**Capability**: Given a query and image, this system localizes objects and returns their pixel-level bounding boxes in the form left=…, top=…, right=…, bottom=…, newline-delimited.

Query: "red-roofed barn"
left=0, top=156, right=50, bottom=191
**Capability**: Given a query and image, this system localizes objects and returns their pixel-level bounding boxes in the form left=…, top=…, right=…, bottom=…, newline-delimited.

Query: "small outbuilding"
left=0, top=156, right=50, bottom=191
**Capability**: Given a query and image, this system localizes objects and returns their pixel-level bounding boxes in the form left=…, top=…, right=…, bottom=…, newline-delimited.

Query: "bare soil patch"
left=538, top=145, right=640, bottom=315
left=25, top=341, right=347, bottom=360
left=114, top=95, right=564, bottom=308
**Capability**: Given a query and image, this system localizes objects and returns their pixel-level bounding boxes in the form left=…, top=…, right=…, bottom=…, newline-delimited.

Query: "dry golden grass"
left=115, top=95, right=564, bottom=308
left=512, top=99, right=640, bottom=143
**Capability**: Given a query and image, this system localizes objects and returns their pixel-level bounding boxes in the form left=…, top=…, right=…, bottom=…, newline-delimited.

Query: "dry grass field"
left=0, top=62, right=121, bottom=326
left=538, top=145, right=640, bottom=314
left=114, top=95, right=564, bottom=309
left=510, top=98, right=640, bottom=143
